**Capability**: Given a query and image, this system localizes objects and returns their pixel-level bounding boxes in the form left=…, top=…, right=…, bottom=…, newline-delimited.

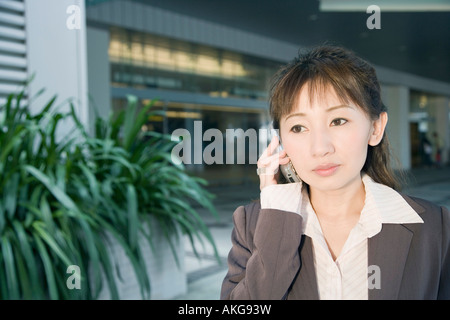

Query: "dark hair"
left=269, top=45, right=401, bottom=190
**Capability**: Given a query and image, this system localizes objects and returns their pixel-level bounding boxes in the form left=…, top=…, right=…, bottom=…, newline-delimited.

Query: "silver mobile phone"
left=278, top=143, right=302, bottom=183
left=270, top=122, right=302, bottom=183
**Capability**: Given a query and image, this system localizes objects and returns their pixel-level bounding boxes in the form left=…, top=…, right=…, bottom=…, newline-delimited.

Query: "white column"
left=25, top=0, right=89, bottom=136
left=428, top=96, right=450, bottom=165
left=86, top=26, right=111, bottom=135
left=381, top=85, right=411, bottom=170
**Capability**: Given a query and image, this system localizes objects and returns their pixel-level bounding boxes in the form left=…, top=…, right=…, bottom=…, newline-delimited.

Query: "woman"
left=220, top=45, right=450, bottom=300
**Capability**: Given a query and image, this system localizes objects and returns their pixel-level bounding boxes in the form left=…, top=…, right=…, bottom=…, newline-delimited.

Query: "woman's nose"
left=310, top=129, right=335, bottom=158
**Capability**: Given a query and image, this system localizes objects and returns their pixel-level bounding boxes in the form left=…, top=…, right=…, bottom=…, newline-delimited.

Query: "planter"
left=93, top=222, right=187, bottom=300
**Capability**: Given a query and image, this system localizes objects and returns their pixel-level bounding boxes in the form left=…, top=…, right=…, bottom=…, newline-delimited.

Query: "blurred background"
left=0, top=0, right=449, bottom=300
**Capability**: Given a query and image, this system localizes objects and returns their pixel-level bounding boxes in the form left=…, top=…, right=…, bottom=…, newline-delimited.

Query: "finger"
left=279, top=150, right=291, bottom=163
left=267, top=135, right=280, bottom=156
left=279, top=156, right=290, bottom=165
left=278, top=149, right=289, bottom=160
left=258, top=154, right=277, bottom=168
left=260, top=135, right=279, bottom=158
left=258, top=147, right=289, bottom=170
left=265, top=155, right=284, bottom=174
left=278, top=149, right=287, bottom=158
left=258, top=165, right=279, bottom=176
left=257, top=155, right=281, bottom=176
left=264, top=151, right=283, bottom=167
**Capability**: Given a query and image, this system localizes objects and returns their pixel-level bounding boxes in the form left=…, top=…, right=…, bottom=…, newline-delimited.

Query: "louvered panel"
left=0, top=0, right=27, bottom=103
left=0, top=12, right=25, bottom=26
left=0, top=83, right=23, bottom=95
left=0, top=39, right=26, bottom=54
left=0, top=1, right=25, bottom=12
left=0, top=25, right=26, bottom=41
left=0, top=55, right=26, bottom=68
left=0, top=69, right=27, bottom=82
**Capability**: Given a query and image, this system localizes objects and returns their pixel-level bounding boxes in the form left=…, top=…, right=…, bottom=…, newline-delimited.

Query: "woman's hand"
left=257, top=135, right=290, bottom=191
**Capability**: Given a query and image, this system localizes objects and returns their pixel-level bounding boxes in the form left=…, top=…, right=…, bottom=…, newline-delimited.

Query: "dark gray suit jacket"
left=221, top=194, right=450, bottom=300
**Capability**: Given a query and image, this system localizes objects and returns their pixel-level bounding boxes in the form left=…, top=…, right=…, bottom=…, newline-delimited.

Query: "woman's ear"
left=369, top=112, right=388, bottom=146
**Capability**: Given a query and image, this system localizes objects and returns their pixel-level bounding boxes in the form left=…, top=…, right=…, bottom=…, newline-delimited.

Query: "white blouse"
left=260, top=174, right=424, bottom=300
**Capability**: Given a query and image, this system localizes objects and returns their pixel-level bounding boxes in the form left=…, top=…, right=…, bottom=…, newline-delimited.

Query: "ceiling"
left=121, top=0, right=450, bottom=85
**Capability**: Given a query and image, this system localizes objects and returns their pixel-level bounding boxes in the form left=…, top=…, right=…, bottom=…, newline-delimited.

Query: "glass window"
left=108, top=27, right=282, bottom=100
left=112, top=97, right=270, bottom=185
left=409, top=90, right=449, bottom=168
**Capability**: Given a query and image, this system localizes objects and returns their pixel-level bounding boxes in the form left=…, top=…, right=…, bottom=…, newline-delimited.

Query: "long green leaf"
left=94, top=235, right=119, bottom=299
left=39, top=193, right=56, bottom=234
left=1, top=236, right=20, bottom=299
left=24, top=165, right=79, bottom=213
left=0, top=127, right=27, bottom=164
left=32, top=221, right=73, bottom=268
left=12, top=220, right=41, bottom=298
left=33, top=233, right=58, bottom=299
left=77, top=162, right=100, bottom=205
left=0, top=201, right=5, bottom=235
left=12, top=241, right=33, bottom=299
left=4, top=172, right=19, bottom=219
left=127, top=184, right=138, bottom=250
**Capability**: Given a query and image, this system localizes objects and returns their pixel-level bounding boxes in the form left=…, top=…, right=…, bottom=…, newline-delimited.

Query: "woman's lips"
left=313, top=164, right=340, bottom=177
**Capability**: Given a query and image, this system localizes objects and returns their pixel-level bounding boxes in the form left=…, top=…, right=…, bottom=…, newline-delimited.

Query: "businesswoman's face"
left=279, top=84, right=387, bottom=192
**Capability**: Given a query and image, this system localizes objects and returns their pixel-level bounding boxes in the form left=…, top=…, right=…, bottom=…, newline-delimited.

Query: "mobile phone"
left=270, top=122, right=302, bottom=183
left=278, top=143, right=302, bottom=183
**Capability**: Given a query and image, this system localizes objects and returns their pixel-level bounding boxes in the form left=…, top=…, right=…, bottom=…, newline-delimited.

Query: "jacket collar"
left=300, top=174, right=423, bottom=242
left=359, top=174, right=423, bottom=238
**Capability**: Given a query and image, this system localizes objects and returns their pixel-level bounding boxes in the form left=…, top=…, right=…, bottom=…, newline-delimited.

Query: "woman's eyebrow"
left=285, top=105, right=354, bottom=121
left=326, top=104, right=355, bottom=112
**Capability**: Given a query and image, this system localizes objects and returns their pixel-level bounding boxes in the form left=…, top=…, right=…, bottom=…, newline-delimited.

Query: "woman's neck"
left=308, top=177, right=366, bottom=224
left=307, top=176, right=366, bottom=260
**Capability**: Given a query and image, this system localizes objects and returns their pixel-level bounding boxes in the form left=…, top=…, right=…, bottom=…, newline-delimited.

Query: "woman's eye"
left=331, top=118, right=348, bottom=126
left=290, top=125, right=305, bottom=133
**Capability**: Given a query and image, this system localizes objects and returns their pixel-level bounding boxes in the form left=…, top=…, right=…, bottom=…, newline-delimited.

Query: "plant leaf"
left=1, top=235, right=20, bottom=299
left=127, top=184, right=138, bottom=250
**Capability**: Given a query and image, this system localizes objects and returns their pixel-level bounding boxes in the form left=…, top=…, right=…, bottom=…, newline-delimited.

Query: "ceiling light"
left=319, top=0, right=450, bottom=12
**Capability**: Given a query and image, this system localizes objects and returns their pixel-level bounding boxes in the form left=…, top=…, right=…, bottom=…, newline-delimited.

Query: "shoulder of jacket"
left=232, top=199, right=261, bottom=235
left=243, top=199, right=261, bottom=214
left=400, top=193, right=441, bottom=215
left=400, top=192, right=449, bottom=228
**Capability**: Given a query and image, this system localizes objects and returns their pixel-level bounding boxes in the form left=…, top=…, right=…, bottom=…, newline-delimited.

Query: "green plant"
left=0, top=90, right=219, bottom=299
left=80, top=96, right=219, bottom=261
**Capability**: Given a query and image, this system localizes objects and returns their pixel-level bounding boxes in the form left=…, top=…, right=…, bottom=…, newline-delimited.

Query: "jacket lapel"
left=368, top=224, right=414, bottom=299
left=368, top=194, right=426, bottom=300
left=288, top=236, right=320, bottom=299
